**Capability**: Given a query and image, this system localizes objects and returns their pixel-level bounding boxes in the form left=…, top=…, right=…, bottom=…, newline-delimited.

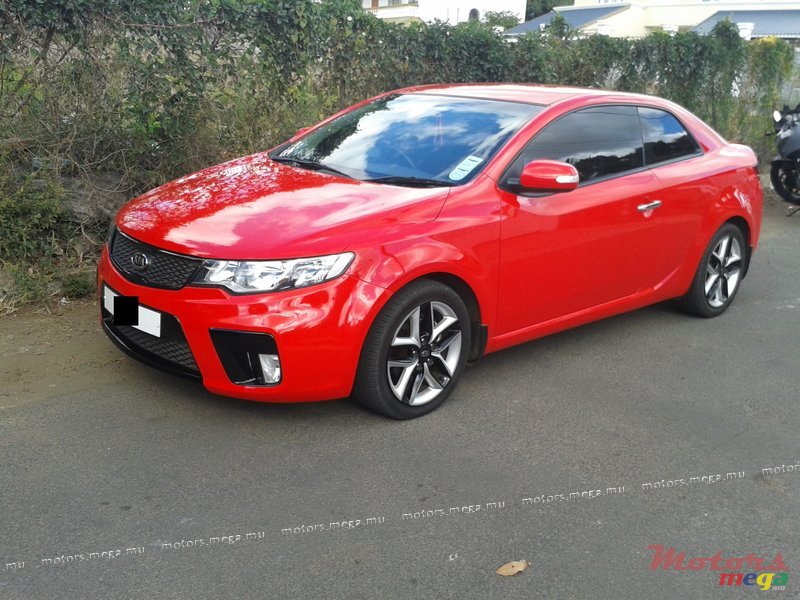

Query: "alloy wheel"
left=704, top=235, right=742, bottom=308
left=386, top=301, right=462, bottom=406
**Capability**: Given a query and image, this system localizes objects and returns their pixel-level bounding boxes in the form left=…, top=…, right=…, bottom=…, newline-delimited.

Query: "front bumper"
left=102, top=303, right=201, bottom=381
left=97, top=246, right=386, bottom=402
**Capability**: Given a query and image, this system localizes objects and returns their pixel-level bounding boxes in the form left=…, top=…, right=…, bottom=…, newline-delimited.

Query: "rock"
left=61, top=171, right=132, bottom=224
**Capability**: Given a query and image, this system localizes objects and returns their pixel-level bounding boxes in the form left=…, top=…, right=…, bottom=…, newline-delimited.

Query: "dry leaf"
left=495, top=560, right=530, bottom=577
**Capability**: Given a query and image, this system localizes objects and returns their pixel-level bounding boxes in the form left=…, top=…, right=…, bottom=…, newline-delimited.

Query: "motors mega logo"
left=649, top=545, right=789, bottom=591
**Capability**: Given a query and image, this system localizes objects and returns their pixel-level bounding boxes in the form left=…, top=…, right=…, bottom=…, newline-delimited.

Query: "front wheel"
left=353, top=280, right=471, bottom=419
left=770, top=161, right=800, bottom=205
left=678, top=223, right=746, bottom=318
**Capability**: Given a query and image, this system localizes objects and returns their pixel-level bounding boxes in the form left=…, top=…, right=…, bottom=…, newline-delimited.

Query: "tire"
left=770, top=161, right=800, bottom=206
left=678, top=223, right=746, bottom=318
left=353, top=279, right=472, bottom=419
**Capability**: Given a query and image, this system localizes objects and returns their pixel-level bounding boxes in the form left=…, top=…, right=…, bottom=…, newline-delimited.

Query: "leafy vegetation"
left=0, top=0, right=795, bottom=308
left=526, top=0, right=572, bottom=21
left=483, top=11, right=520, bottom=29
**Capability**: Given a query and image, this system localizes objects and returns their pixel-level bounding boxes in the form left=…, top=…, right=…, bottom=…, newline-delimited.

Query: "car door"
left=495, top=105, right=664, bottom=335
left=632, top=106, right=709, bottom=290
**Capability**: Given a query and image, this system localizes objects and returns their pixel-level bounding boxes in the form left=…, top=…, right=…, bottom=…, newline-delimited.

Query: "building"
left=504, top=0, right=800, bottom=39
left=361, top=0, right=527, bottom=26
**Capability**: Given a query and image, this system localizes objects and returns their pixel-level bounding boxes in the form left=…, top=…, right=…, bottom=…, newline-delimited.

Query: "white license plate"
left=103, top=285, right=162, bottom=338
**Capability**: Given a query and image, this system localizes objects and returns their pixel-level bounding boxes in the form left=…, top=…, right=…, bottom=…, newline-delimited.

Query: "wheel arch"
left=724, top=215, right=752, bottom=278
left=422, top=272, right=486, bottom=362
left=357, top=271, right=487, bottom=370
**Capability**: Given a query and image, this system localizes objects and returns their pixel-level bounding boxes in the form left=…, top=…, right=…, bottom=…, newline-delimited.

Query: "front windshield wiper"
left=271, top=156, right=353, bottom=179
left=364, top=176, right=454, bottom=188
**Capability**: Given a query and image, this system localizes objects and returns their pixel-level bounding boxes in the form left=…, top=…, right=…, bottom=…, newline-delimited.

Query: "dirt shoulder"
left=0, top=298, right=130, bottom=409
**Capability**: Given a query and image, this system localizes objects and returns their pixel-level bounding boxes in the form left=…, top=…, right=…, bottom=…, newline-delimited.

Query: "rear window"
left=638, top=107, right=700, bottom=166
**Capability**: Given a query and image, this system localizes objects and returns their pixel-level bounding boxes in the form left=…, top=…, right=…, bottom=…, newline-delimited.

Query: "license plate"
left=103, top=285, right=162, bottom=338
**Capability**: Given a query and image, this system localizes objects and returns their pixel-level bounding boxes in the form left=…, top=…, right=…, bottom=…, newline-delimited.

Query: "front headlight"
left=192, top=252, right=354, bottom=294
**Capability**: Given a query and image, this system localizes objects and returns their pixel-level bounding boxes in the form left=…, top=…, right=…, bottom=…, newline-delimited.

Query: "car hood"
left=116, top=152, right=450, bottom=259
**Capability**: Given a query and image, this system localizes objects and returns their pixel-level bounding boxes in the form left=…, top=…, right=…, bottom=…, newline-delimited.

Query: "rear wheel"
left=353, top=280, right=471, bottom=419
left=770, top=161, right=800, bottom=205
left=678, top=223, right=746, bottom=318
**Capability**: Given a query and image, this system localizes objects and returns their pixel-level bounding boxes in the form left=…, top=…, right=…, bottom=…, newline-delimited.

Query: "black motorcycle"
left=770, top=103, right=800, bottom=208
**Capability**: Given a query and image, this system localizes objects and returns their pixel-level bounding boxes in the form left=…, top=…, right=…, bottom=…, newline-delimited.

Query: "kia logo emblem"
left=130, top=252, right=150, bottom=270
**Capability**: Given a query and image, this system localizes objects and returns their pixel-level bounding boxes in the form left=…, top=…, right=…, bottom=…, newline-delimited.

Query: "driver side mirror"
left=518, top=160, right=580, bottom=193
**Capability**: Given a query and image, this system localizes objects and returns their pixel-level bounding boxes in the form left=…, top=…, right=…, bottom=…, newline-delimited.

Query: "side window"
left=505, top=105, right=644, bottom=186
left=638, top=107, right=700, bottom=166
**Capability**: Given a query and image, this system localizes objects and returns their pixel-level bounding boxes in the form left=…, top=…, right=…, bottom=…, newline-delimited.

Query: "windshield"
left=270, top=93, right=543, bottom=186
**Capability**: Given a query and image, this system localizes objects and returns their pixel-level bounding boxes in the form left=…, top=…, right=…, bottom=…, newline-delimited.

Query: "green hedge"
left=1, top=0, right=794, bottom=189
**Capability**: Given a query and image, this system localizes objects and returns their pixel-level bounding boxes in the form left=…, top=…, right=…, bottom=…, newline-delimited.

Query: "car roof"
left=402, top=83, right=641, bottom=106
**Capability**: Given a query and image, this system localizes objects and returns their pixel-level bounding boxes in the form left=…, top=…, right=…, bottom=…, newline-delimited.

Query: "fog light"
left=258, top=353, right=281, bottom=384
left=209, top=329, right=280, bottom=386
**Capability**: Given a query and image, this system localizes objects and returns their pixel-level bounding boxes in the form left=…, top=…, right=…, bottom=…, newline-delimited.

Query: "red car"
left=98, top=84, right=762, bottom=419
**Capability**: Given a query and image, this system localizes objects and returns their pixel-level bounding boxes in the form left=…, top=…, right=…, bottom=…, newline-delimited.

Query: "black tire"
left=353, top=279, right=472, bottom=419
left=678, top=223, right=746, bottom=318
left=770, top=161, right=800, bottom=206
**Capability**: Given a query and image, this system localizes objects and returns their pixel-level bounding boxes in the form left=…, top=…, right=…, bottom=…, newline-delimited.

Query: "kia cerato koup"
left=98, top=84, right=762, bottom=419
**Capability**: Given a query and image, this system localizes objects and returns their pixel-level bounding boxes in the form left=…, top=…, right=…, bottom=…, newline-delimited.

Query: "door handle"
left=637, top=200, right=662, bottom=212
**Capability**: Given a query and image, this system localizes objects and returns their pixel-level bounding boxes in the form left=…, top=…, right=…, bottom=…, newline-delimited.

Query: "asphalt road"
left=1, top=199, right=799, bottom=600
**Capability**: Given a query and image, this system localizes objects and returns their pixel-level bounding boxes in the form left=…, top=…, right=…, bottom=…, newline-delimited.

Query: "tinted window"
left=272, top=94, right=542, bottom=185
left=507, top=106, right=644, bottom=185
left=638, top=107, right=699, bottom=165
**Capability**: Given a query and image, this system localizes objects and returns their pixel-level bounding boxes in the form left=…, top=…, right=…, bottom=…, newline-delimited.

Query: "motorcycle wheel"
left=770, top=161, right=800, bottom=206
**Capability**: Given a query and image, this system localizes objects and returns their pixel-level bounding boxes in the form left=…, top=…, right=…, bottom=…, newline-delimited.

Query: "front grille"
left=102, top=306, right=200, bottom=378
left=115, top=324, right=198, bottom=372
left=110, top=229, right=202, bottom=290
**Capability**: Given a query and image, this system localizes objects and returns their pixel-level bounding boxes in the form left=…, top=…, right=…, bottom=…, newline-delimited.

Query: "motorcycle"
left=770, top=103, right=800, bottom=213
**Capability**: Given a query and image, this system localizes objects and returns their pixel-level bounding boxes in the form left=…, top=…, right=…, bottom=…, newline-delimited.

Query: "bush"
left=730, top=36, right=796, bottom=158
left=0, top=164, right=98, bottom=307
left=483, top=11, right=520, bottom=30
left=1, top=2, right=792, bottom=184
left=0, top=170, right=72, bottom=262
left=61, top=271, right=95, bottom=299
